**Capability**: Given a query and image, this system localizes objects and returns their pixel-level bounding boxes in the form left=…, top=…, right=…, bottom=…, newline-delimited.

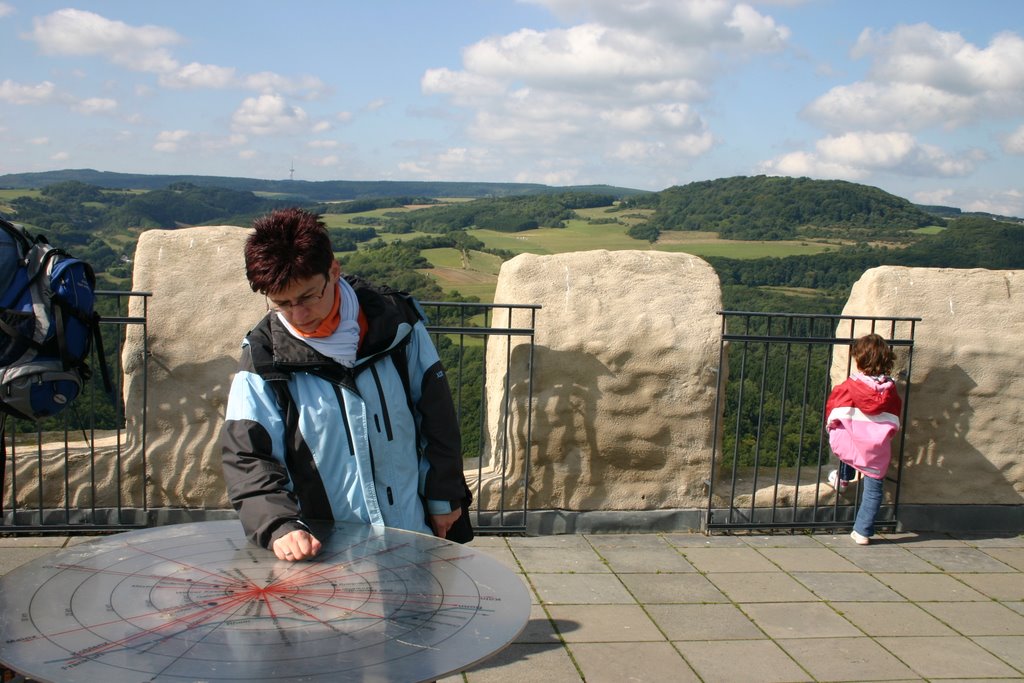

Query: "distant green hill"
left=0, top=169, right=646, bottom=202
left=622, top=175, right=945, bottom=241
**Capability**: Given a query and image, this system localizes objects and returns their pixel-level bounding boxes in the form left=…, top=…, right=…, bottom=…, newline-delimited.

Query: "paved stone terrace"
left=2, top=530, right=1023, bottom=682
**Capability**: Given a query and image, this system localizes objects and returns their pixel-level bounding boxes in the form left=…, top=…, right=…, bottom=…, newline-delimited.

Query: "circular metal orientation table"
left=0, top=520, right=530, bottom=682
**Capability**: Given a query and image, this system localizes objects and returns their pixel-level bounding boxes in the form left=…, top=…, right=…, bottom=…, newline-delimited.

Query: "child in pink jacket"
left=825, top=333, right=902, bottom=545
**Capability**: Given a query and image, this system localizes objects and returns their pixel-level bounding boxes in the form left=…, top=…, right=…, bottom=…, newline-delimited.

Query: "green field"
left=467, top=220, right=652, bottom=255
left=655, top=237, right=836, bottom=258
left=419, top=248, right=503, bottom=301
left=410, top=215, right=841, bottom=301
left=0, top=189, right=43, bottom=201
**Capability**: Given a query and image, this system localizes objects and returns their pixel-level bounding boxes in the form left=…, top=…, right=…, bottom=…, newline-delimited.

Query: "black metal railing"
left=419, top=301, right=540, bottom=534
left=706, top=311, right=919, bottom=534
left=1, top=291, right=151, bottom=532
left=1, top=297, right=539, bottom=535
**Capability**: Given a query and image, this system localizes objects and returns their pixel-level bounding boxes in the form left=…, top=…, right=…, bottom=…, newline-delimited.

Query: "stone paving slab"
left=972, top=635, right=1024, bottom=671
left=875, top=635, right=1021, bottom=679
left=595, top=544, right=696, bottom=573
left=530, top=572, right=636, bottom=604
left=676, top=545, right=780, bottom=572
left=742, top=602, right=863, bottom=639
left=791, top=570, right=907, bottom=601
left=706, top=570, right=820, bottom=603
left=646, top=603, right=766, bottom=641
left=779, top=635, right=919, bottom=681
left=546, top=603, right=665, bottom=642
left=619, top=571, right=730, bottom=603
left=832, top=601, right=959, bottom=637
left=908, top=546, right=1018, bottom=572
left=953, top=572, right=1024, bottom=600
left=758, top=547, right=862, bottom=572
left=872, top=572, right=991, bottom=601
left=508, top=545, right=611, bottom=573
left=919, top=601, right=1024, bottom=636
left=832, top=546, right=941, bottom=573
left=570, top=641, right=700, bottom=683
left=983, top=547, right=1024, bottom=569
left=674, top=639, right=812, bottom=683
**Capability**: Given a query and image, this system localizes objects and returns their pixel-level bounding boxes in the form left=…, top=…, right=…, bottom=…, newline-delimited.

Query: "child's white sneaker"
left=827, top=469, right=848, bottom=494
left=850, top=530, right=870, bottom=545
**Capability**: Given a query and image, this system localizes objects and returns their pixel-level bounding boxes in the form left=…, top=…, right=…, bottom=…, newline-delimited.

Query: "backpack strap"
left=0, top=217, right=33, bottom=255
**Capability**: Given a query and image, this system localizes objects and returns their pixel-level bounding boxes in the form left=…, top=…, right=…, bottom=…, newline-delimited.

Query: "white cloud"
left=419, top=0, right=788, bottom=182
left=311, top=155, right=340, bottom=167
left=28, top=137, right=49, bottom=145
left=25, top=9, right=324, bottom=102
left=72, top=97, right=117, bottom=114
left=153, top=129, right=190, bottom=153
left=159, top=62, right=236, bottom=89
left=1004, top=124, right=1024, bottom=155
left=854, top=24, right=1024, bottom=94
left=921, top=187, right=1024, bottom=216
left=911, top=188, right=955, bottom=206
left=231, top=94, right=309, bottom=136
left=524, top=0, right=789, bottom=51
left=27, top=9, right=181, bottom=73
left=954, top=188, right=1024, bottom=216
left=242, top=72, right=327, bottom=98
left=805, top=82, right=977, bottom=132
left=0, top=2, right=14, bottom=18
left=760, top=131, right=979, bottom=180
left=401, top=146, right=505, bottom=180
left=50, top=151, right=70, bottom=161
left=308, top=140, right=339, bottom=149
left=0, top=79, right=57, bottom=105
left=398, top=161, right=432, bottom=176
left=806, top=24, right=1024, bottom=133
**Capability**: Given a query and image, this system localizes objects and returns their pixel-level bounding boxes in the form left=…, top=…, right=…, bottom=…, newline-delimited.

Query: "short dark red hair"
left=852, top=333, right=896, bottom=377
left=244, top=208, right=333, bottom=294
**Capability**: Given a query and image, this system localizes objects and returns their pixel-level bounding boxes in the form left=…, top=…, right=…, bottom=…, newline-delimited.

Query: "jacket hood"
left=845, top=373, right=898, bottom=414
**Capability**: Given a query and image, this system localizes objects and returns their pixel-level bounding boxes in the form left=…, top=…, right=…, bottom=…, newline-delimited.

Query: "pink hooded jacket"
left=825, top=373, right=902, bottom=479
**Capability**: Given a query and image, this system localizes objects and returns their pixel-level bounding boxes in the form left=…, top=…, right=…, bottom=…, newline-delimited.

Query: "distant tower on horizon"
left=289, top=161, right=295, bottom=181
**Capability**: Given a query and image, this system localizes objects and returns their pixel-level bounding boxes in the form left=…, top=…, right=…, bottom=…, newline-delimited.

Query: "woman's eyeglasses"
left=266, top=276, right=330, bottom=312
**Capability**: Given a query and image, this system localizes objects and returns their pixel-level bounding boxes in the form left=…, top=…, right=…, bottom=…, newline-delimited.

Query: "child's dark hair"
left=852, top=333, right=896, bottom=377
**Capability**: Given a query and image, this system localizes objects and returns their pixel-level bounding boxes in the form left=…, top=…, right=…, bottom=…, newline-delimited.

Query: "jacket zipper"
left=330, top=384, right=357, bottom=456
left=369, top=365, right=394, bottom=441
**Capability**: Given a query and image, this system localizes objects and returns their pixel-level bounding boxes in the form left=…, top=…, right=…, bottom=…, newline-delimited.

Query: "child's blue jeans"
left=855, top=473, right=884, bottom=538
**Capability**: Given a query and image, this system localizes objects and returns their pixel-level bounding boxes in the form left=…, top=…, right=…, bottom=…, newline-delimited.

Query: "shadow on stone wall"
left=904, top=364, right=1022, bottom=505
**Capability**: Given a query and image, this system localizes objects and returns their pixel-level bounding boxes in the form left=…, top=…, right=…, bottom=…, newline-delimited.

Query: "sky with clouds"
left=1, top=0, right=1023, bottom=216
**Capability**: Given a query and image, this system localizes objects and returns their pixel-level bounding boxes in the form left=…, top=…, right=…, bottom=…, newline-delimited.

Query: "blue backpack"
left=0, top=218, right=109, bottom=422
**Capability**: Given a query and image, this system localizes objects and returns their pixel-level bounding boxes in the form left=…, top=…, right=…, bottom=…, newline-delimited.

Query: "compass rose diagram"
left=0, top=520, right=530, bottom=682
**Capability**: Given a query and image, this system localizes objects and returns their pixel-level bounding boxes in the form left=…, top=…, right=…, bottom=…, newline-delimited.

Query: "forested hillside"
left=0, top=169, right=644, bottom=202
left=383, top=192, right=619, bottom=233
left=623, top=175, right=941, bottom=241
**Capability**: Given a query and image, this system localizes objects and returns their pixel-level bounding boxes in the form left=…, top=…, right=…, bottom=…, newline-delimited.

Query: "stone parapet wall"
left=839, top=267, right=1024, bottom=505
left=477, top=250, right=723, bottom=511
left=122, top=226, right=261, bottom=507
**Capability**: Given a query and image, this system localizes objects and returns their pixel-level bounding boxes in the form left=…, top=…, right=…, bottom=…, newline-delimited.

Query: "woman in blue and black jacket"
left=221, top=208, right=468, bottom=562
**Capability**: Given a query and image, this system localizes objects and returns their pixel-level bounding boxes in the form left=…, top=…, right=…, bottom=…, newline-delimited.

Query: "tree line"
left=621, top=175, right=942, bottom=241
